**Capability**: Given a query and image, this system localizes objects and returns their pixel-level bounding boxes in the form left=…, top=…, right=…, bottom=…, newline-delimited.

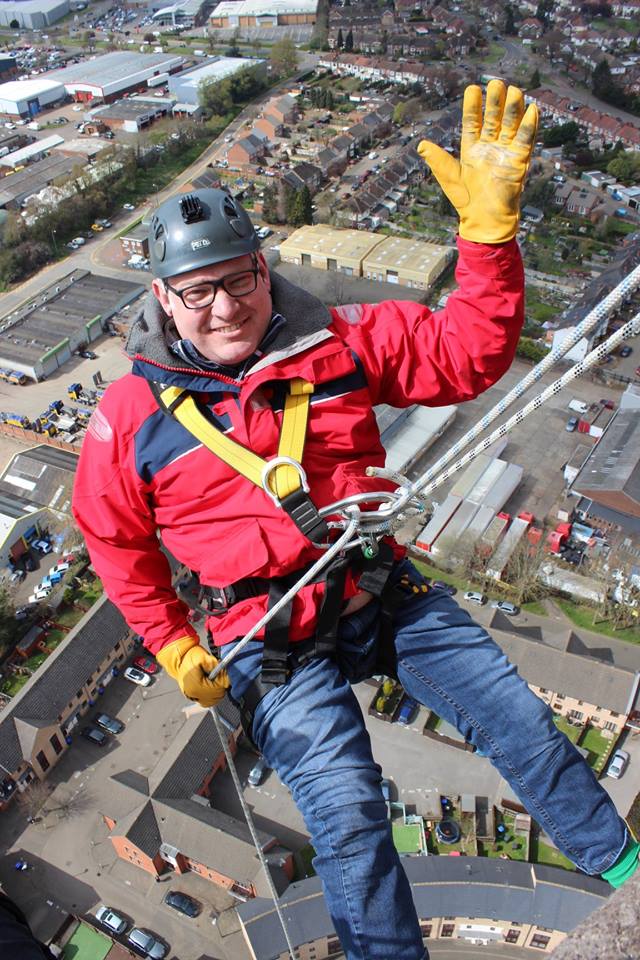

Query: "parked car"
left=132, top=654, right=159, bottom=675
left=90, top=223, right=104, bottom=232
left=396, top=695, right=418, bottom=726
left=635, top=366, right=640, bottom=378
left=463, top=590, right=486, bottom=605
left=565, top=416, right=579, bottom=432
left=82, top=726, right=108, bottom=747
left=606, top=748, right=630, bottom=780
left=72, top=103, right=83, bottom=111
left=431, top=580, right=456, bottom=596
left=619, top=345, right=633, bottom=358
left=14, top=605, right=34, bottom=620
left=95, top=906, right=127, bottom=935
left=80, top=350, right=97, bottom=360
left=124, top=666, right=151, bottom=686
left=96, top=713, right=124, bottom=735
left=66, top=241, right=79, bottom=251
left=248, top=756, right=269, bottom=786
left=123, top=202, right=136, bottom=211
left=9, top=569, right=26, bottom=584
left=33, top=539, right=52, bottom=554
left=28, top=587, right=51, bottom=603
left=163, top=890, right=201, bottom=918
left=491, top=600, right=519, bottom=616
left=50, top=561, right=70, bottom=575
left=127, top=927, right=168, bottom=959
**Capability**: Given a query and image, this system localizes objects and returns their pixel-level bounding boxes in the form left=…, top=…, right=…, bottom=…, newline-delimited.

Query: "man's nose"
left=211, top=287, right=241, bottom=318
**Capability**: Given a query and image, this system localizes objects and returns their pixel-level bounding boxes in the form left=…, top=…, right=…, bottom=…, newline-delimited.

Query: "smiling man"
left=73, top=83, right=638, bottom=960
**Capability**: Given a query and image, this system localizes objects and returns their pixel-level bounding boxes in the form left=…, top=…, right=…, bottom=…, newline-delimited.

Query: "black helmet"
left=148, top=188, right=259, bottom=280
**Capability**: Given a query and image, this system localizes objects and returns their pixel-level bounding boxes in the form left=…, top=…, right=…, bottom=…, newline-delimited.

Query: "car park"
left=124, top=666, right=151, bottom=686
left=397, top=696, right=418, bottom=726
left=127, top=927, right=168, bottom=959
left=248, top=756, right=269, bottom=786
left=96, top=713, right=124, bottom=735
left=606, top=748, right=630, bottom=780
left=95, top=906, right=127, bottom=935
left=163, top=890, right=201, bottom=918
left=82, top=726, right=108, bottom=747
left=463, top=590, right=486, bottom=605
left=132, top=654, right=159, bottom=674
left=491, top=600, right=519, bottom=615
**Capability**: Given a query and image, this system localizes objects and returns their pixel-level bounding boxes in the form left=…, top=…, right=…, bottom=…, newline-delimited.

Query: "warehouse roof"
left=280, top=224, right=383, bottom=263
left=363, top=235, right=453, bottom=281
left=0, top=155, right=76, bottom=206
left=0, top=444, right=78, bottom=514
left=169, top=56, right=260, bottom=91
left=0, top=135, right=64, bottom=167
left=47, top=51, right=183, bottom=87
left=212, top=0, right=318, bottom=14
left=0, top=78, right=64, bottom=101
left=574, top=410, right=640, bottom=501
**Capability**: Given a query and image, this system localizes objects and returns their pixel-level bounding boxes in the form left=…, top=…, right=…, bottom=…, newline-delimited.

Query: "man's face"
left=152, top=252, right=272, bottom=366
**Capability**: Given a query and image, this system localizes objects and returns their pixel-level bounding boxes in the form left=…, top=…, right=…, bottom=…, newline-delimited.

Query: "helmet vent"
left=180, top=195, right=205, bottom=224
left=222, top=195, right=238, bottom=220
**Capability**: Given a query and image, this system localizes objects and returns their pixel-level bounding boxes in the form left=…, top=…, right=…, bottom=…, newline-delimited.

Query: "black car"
left=96, top=713, right=124, bottom=735
left=163, top=891, right=201, bottom=918
left=82, top=726, right=108, bottom=746
left=431, top=580, right=457, bottom=596
left=619, top=345, right=633, bottom=358
left=81, top=350, right=97, bottom=360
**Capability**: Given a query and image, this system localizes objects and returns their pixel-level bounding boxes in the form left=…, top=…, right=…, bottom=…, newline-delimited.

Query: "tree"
left=270, top=37, right=298, bottom=79
left=542, top=120, right=580, bottom=147
left=345, top=28, right=354, bottom=52
left=262, top=183, right=279, bottom=223
left=337, top=28, right=344, bottom=49
left=10, top=19, right=19, bottom=29
left=592, top=59, right=629, bottom=110
left=292, top=185, right=313, bottom=226
left=504, top=4, right=517, bottom=36
left=607, top=150, right=640, bottom=185
left=529, top=67, right=541, bottom=90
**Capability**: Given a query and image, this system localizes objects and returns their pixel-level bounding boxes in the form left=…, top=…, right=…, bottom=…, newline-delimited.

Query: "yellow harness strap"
left=158, top=378, right=313, bottom=500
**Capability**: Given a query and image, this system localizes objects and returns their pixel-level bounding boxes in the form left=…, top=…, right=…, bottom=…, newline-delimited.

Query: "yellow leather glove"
left=156, top=635, right=231, bottom=708
left=417, top=79, right=539, bottom=244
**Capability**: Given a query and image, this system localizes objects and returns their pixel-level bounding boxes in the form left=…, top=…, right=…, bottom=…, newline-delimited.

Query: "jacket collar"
left=126, top=270, right=334, bottom=388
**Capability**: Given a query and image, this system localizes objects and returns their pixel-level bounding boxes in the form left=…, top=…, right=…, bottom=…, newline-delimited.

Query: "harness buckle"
left=261, top=456, right=310, bottom=506
left=260, top=659, right=290, bottom=686
left=199, top=584, right=236, bottom=613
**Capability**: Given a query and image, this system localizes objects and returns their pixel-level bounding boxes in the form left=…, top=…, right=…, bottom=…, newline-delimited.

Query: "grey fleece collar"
left=125, top=270, right=334, bottom=377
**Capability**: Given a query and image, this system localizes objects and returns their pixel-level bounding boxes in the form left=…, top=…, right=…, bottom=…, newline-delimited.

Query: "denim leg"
left=250, top=656, right=427, bottom=960
left=392, top=580, right=628, bottom=875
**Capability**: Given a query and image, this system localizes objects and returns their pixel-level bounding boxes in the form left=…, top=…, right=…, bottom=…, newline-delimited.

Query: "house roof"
left=0, top=444, right=78, bottom=514
left=574, top=409, right=640, bottom=506
left=0, top=595, right=130, bottom=771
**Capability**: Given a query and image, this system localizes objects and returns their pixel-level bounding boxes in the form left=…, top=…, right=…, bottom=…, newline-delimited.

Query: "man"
left=73, top=82, right=638, bottom=960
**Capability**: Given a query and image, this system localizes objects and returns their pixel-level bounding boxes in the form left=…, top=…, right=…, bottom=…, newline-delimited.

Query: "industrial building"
left=0, top=0, right=69, bottom=29
left=237, top=859, right=608, bottom=958
left=87, top=97, right=169, bottom=133
left=0, top=78, right=66, bottom=119
left=151, top=0, right=205, bottom=27
left=0, top=134, right=64, bottom=169
left=376, top=404, right=456, bottom=475
left=168, top=56, right=266, bottom=109
left=210, top=0, right=317, bottom=28
left=279, top=225, right=453, bottom=289
left=573, top=411, right=640, bottom=521
left=0, top=155, right=76, bottom=209
left=0, top=270, right=145, bottom=382
left=47, top=51, right=185, bottom=105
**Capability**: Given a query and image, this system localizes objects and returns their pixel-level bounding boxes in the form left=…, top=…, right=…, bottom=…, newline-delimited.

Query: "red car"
left=132, top=654, right=159, bottom=675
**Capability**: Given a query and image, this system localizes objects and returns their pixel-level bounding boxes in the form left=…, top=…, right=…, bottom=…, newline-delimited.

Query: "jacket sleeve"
left=72, top=392, right=197, bottom=656
left=331, top=237, right=525, bottom=407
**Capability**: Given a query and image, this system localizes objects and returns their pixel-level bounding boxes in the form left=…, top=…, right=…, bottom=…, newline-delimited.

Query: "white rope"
left=210, top=708, right=296, bottom=959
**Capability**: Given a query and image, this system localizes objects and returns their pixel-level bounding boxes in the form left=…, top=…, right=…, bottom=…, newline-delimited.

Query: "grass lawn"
left=22, top=651, right=48, bottom=672
left=530, top=834, right=575, bottom=872
left=553, top=714, right=582, bottom=745
left=62, top=921, right=111, bottom=960
left=579, top=725, right=614, bottom=775
left=555, top=598, right=640, bottom=646
left=412, top=559, right=468, bottom=593
left=393, top=822, right=424, bottom=855
left=521, top=600, right=547, bottom=615
left=44, top=629, right=67, bottom=650
left=0, top=674, right=29, bottom=697
left=525, top=287, right=563, bottom=325
left=478, top=837, right=528, bottom=862
left=54, top=608, right=85, bottom=629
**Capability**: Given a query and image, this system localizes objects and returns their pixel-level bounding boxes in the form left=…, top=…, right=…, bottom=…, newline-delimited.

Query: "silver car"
left=248, top=756, right=269, bottom=786
left=606, top=749, right=630, bottom=780
left=95, top=905, right=127, bottom=935
left=127, top=927, right=168, bottom=959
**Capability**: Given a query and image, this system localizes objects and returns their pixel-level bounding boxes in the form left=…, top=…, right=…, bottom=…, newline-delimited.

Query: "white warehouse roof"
left=0, top=78, right=64, bottom=102
left=212, top=0, right=318, bottom=15
left=170, top=57, right=262, bottom=93
left=46, top=51, right=184, bottom=98
left=0, top=135, right=64, bottom=167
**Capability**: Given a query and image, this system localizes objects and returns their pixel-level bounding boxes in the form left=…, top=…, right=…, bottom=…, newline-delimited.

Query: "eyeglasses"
left=164, top=260, right=259, bottom=310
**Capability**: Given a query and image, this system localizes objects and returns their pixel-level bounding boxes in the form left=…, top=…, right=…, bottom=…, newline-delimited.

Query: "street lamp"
left=50, top=228, right=58, bottom=256
left=152, top=182, right=159, bottom=207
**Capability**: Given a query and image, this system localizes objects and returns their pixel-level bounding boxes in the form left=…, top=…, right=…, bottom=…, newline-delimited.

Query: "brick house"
left=268, top=94, right=298, bottom=126
left=254, top=114, right=283, bottom=140
left=227, top=133, right=267, bottom=165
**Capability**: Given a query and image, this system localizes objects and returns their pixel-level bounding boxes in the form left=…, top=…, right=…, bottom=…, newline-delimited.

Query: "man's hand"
left=417, top=80, right=538, bottom=244
left=156, top=635, right=231, bottom=708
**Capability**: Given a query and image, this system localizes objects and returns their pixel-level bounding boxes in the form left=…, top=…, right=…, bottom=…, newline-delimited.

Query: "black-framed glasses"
left=164, top=258, right=259, bottom=310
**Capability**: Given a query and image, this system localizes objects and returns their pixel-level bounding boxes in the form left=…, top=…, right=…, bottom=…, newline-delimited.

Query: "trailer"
left=563, top=443, right=592, bottom=486
left=487, top=514, right=532, bottom=581
left=466, top=458, right=508, bottom=504
left=481, top=463, right=524, bottom=513
left=478, top=512, right=510, bottom=557
left=415, top=494, right=462, bottom=553
left=538, top=562, right=605, bottom=604
left=431, top=499, right=480, bottom=557
left=462, top=505, right=495, bottom=544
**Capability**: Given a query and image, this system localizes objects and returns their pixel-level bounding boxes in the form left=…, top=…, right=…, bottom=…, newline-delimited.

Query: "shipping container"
left=466, top=458, right=508, bottom=504
left=487, top=516, right=532, bottom=581
left=382, top=404, right=456, bottom=474
left=482, top=463, right=524, bottom=512
left=415, top=494, right=462, bottom=553
left=431, top=499, right=480, bottom=556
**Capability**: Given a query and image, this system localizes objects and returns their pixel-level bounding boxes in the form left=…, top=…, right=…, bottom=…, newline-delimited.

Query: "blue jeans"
left=221, top=561, right=628, bottom=960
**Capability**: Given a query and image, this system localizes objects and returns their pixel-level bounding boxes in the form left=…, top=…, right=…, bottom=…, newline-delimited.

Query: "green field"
left=555, top=599, right=640, bottom=646
left=393, top=822, right=424, bottom=855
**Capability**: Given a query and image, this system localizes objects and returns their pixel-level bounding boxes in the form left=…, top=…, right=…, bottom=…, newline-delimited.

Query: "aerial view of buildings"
left=0, top=0, right=638, bottom=958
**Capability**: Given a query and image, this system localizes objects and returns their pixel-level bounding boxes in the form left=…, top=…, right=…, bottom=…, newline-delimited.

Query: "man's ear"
left=257, top=252, right=271, bottom=293
left=152, top=277, right=172, bottom=316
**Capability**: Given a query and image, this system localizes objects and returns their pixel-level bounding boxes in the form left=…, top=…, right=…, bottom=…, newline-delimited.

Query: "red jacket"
left=72, top=238, right=524, bottom=656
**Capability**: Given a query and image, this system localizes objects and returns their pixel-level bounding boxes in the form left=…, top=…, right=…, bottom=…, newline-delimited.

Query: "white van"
left=568, top=398, right=589, bottom=415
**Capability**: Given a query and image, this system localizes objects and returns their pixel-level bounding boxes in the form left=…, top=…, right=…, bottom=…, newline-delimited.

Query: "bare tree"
left=504, top=538, right=550, bottom=605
